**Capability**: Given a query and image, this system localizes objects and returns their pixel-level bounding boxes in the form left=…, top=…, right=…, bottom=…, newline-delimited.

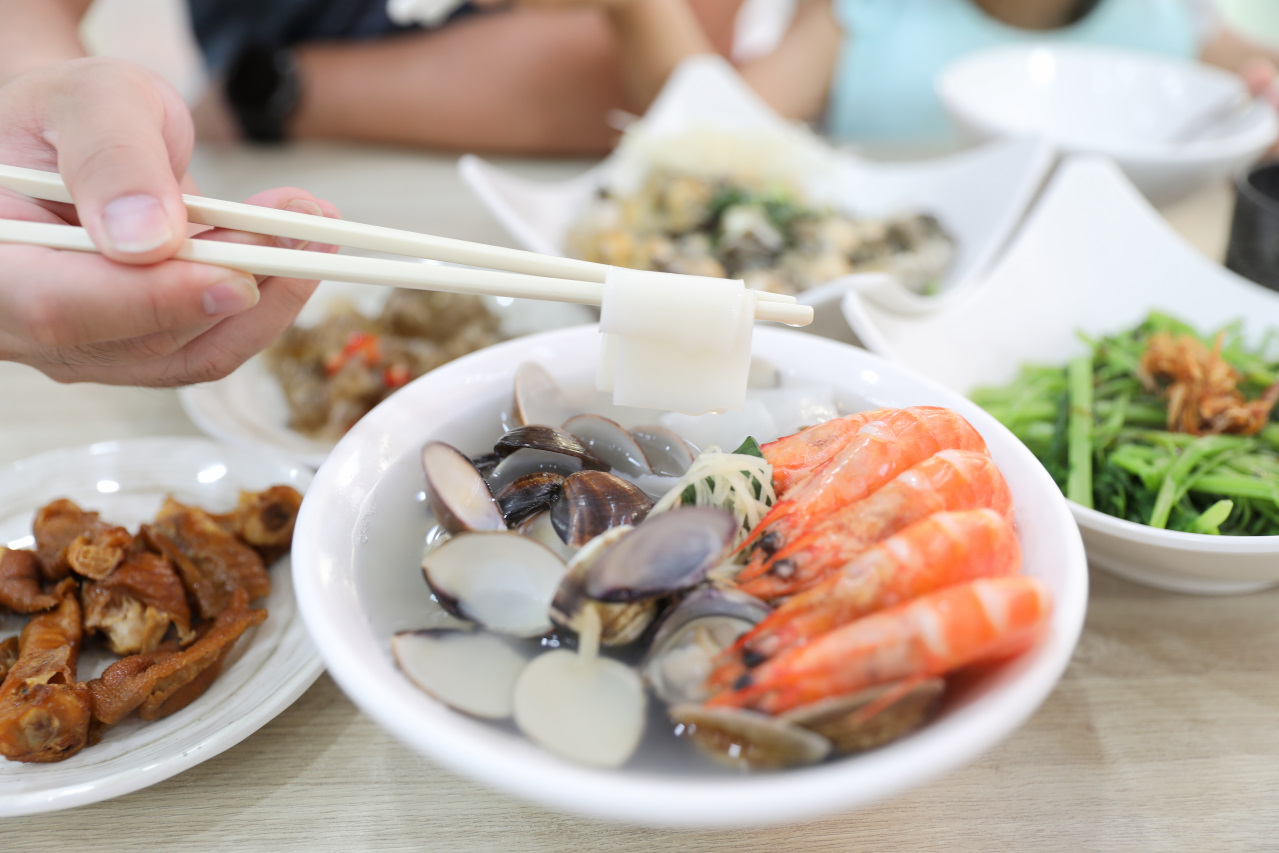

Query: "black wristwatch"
left=224, top=44, right=303, bottom=144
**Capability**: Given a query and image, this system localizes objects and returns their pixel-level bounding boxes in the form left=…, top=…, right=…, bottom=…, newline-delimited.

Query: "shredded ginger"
left=650, top=447, right=775, bottom=550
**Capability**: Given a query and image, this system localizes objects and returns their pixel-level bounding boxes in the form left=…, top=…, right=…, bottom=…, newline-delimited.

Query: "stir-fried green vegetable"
left=971, top=312, right=1279, bottom=535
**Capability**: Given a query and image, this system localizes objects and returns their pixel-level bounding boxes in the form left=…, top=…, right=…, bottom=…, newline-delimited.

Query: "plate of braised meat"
left=0, top=438, right=317, bottom=815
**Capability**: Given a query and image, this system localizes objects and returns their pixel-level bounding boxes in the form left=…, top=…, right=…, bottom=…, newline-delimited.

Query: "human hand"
left=0, top=57, right=339, bottom=386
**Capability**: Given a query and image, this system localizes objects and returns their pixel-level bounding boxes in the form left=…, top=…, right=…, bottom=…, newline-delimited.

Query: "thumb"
left=52, top=59, right=194, bottom=264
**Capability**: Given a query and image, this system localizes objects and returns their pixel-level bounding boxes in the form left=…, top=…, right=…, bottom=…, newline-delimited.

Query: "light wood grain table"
left=2, top=144, right=1276, bottom=852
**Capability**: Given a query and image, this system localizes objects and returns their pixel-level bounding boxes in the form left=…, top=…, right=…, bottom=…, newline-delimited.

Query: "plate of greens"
left=843, top=155, right=1279, bottom=594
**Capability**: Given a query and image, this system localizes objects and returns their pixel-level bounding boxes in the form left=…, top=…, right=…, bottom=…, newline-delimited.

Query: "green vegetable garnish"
left=970, top=312, right=1279, bottom=535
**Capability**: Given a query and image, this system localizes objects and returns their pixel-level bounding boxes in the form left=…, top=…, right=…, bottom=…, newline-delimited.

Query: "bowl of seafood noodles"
left=291, top=324, right=1087, bottom=827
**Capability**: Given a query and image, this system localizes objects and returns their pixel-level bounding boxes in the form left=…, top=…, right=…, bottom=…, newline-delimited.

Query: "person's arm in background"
left=452, top=0, right=839, bottom=127
left=284, top=0, right=741, bottom=155
left=0, top=0, right=340, bottom=386
left=1201, top=26, right=1279, bottom=115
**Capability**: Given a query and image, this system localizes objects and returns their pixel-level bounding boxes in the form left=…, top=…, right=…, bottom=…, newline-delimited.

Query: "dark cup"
left=1226, top=160, right=1279, bottom=291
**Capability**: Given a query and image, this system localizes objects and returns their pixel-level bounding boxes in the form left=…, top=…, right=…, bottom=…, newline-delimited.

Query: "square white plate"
left=459, top=56, right=1055, bottom=318
left=842, top=155, right=1279, bottom=594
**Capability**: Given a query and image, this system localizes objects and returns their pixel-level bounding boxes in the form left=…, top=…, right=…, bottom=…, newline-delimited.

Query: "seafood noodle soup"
left=351, top=338, right=1055, bottom=775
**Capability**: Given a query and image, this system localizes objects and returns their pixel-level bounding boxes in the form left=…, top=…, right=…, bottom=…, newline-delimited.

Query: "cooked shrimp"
left=706, top=576, right=1051, bottom=715
left=737, top=450, right=1013, bottom=601
left=710, top=508, right=1021, bottom=691
left=762, top=409, right=892, bottom=498
left=741, top=407, right=988, bottom=555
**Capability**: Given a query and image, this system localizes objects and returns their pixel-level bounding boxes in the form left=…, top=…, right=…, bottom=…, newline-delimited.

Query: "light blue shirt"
left=827, top=0, right=1201, bottom=144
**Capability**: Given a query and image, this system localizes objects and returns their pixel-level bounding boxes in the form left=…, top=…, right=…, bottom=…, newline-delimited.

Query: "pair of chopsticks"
left=0, top=164, right=812, bottom=327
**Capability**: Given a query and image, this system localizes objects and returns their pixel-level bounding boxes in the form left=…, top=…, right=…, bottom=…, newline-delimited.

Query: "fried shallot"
left=0, top=579, right=92, bottom=763
left=1139, top=331, right=1279, bottom=436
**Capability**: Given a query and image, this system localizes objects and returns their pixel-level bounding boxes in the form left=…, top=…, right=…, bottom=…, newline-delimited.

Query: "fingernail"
left=103, top=194, right=173, bottom=254
left=277, top=199, right=323, bottom=250
left=203, top=274, right=260, bottom=316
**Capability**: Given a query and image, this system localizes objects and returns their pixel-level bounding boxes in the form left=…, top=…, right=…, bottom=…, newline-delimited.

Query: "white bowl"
left=843, top=155, right=1279, bottom=595
left=461, top=55, right=1055, bottom=317
left=290, top=324, right=1088, bottom=827
left=937, top=44, right=1278, bottom=205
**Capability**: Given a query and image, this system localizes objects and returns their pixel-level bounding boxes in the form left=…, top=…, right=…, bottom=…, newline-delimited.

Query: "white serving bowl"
left=461, top=55, right=1055, bottom=318
left=843, top=155, right=1279, bottom=595
left=938, top=44, right=1278, bottom=205
left=290, top=324, right=1087, bottom=827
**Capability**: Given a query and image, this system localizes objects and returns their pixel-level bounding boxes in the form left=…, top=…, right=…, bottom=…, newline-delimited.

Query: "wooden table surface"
left=2, top=144, right=1275, bottom=852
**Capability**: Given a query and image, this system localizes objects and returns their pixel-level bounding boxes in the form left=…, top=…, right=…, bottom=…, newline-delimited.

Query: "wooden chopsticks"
left=0, top=164, right=813, bottom=327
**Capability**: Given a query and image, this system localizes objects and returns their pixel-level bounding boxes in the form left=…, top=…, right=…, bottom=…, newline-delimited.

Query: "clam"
left=641, top=586, right=771, bottom=705
left=781, top=678, right=944, bottom=754
left=391, top=628, right=531, bottom=719
left=420, top=532, right=568, bottom=637
left=630, top=425, right=696, bottom=476
left=669, top=704, right=831, bottom=770
left=515, top=510, right=574, bottom=562
left=564, top=414, right=653, bottom=477
left=494, top=471, right=564, bottom=527
left=485, top=448, right=584, bottom=495
left=584, top=507, right=737, bottom=603
left=550, top=470, right=654, bottom=549
left=550, top=526, right=658, bottom=646
left=421, top=441, right=506, bottom=534
left=495, top=425, right=608, bottom=471
left=513, top=362, right=575, bottom=428
left=512, top=609, right=646, bottom=768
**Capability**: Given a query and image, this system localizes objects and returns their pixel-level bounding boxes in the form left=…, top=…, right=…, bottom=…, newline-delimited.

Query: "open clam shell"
left=781, top=678, right=945, bottom=754
left=513, top=362, right=575, bottom=428
left=421, top=441, right=506, bottom=534
left=485, top=448, right=584, bottom=495
left=495, top=426, right=609, bottom=471
left=630, top=425, right=697, bottom=476
left=391, top=628, right=532, bottom=719
left=564, top=414, right=654, bottom=477
left=421, top=531, right=568, bottom=637
left=515, top=510, right=574, bottom=562
left=584, top=507, right=737, bottom=603
left=494, top=472, right=564, bottom=527
left=550, top=470, right=654, bottom=549
left=641, top=586, right=771, bottom=705
left=550, top=526, right=658, bottom=646
left=669, top=704, right=831, bottom=771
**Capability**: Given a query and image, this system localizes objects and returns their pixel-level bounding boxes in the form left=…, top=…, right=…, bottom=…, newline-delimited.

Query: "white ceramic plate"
left=0, top=438, right=320, bottom=816
left=291, top=324, right=1088, bottom=828
left=843, top=155, right=1279, bottom=594
left=178, top=279, right=596, bottom=469
left=938, top=44, right=1278, bottom=204
left=460, top=55, right=1056, bottom=318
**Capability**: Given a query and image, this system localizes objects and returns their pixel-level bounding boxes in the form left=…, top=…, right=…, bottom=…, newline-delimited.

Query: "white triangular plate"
left=459, top=56, right=1056, bottom=318
left=842, top=154, right=1279, bottom=594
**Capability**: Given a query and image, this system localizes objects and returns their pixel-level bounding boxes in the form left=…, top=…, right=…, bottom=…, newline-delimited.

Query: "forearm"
left=0, top=0, right=92, bottom=84
left=606, top=0, right=716, bottom=110
left=736, top=0, right=840, bottom=122
left=290, top=11, right=628, bottom=155
left=1200, top=27, right=1279, bottom=76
